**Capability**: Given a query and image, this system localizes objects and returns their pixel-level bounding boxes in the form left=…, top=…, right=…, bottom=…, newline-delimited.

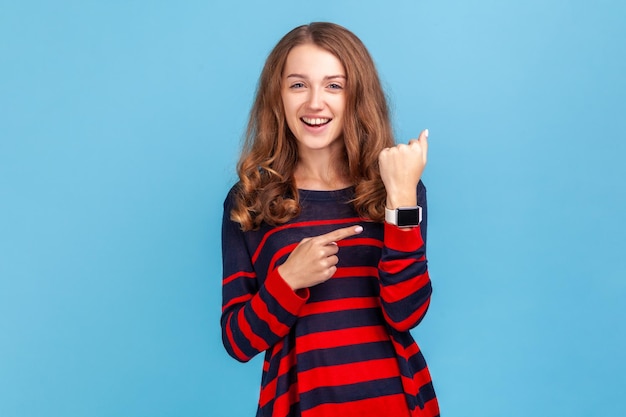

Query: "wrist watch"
left=385, top=206, right=422, bottom=228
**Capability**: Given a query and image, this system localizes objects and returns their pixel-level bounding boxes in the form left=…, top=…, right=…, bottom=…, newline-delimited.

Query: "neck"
left=294, top=147, right=351, bottom=191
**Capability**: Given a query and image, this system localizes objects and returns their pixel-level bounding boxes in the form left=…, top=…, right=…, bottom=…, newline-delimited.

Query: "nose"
left=306, top=87, right=323, bottom=111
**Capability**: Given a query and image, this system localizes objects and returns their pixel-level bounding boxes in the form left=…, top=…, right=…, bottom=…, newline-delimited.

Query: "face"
left=281, top=43, right=346, bottom=156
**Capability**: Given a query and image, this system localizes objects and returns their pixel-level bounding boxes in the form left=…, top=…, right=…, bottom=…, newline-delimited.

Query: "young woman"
left=221, top=22, right=439, bottom=417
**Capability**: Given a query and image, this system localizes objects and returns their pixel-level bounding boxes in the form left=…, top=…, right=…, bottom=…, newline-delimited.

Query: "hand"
left=378, top=129, right=428, bottom=208
left=278, top=225, right=363, bottom=290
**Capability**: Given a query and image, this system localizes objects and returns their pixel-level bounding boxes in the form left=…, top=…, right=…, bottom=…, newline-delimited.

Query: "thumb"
left=419, top=128, right=428, bottom=163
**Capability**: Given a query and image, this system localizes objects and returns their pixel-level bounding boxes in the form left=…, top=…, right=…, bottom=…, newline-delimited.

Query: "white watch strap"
left=384, top=207, right=398, bottom=225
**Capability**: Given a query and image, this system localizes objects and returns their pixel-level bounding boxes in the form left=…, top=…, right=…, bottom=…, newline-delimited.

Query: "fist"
left=378, top=129, right=428, bottom=208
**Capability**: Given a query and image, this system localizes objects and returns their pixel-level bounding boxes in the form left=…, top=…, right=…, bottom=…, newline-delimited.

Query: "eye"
left=290, top=82, right=305, bottom=89
left=328, top=83, right=343, bottom=90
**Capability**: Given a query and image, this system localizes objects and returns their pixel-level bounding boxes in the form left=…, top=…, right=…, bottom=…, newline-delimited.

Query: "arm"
left=377, top=129, right=432, bottom=331
left=220, top=192, right=309, bottom=362
left=378, top=182, right=432, bottom=331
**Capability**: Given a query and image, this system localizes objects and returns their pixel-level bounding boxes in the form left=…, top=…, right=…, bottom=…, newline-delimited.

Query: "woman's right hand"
left=278, top=225, right=363, bottom=290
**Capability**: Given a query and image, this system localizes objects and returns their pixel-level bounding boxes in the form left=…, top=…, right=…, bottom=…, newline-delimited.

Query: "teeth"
left=302, top=117, right=330, bottom=126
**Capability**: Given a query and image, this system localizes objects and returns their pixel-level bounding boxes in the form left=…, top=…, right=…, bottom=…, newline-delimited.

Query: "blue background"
left=2, top=1, right=625, bottom=416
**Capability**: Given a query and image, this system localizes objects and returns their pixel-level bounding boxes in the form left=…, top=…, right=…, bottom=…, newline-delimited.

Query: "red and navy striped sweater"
left=221, top=183, right=439, bottom=417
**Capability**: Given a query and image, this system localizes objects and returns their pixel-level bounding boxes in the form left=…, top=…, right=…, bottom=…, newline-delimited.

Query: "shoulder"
left=223, top=182, right=242, bottom=210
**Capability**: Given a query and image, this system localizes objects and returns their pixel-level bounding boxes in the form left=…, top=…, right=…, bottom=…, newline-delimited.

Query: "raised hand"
left=278, top=225, right=363, bottom=290
left=378, top=129, right=428, bottom=208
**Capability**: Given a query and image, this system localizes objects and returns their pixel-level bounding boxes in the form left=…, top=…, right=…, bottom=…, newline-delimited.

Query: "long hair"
left=231, top=22, right=395, bottom=231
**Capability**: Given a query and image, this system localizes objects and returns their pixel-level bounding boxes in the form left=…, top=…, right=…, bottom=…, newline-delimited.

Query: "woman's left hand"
left=378, top=129, right=428, bottom=208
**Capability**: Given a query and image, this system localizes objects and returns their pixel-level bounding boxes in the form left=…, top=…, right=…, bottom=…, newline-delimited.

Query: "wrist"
left=385, top=205, right=422, bottom=228
left=385, top=193, right=417, bottom=209
left=277, top=265, right=301, bottom=291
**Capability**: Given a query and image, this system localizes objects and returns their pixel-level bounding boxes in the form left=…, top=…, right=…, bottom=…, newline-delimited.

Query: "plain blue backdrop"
left=1, top=1, right=625, bottom=416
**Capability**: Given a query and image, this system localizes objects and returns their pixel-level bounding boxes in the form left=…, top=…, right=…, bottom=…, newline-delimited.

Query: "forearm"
left=221, top=268, right=309, bottom=362
left=377, top=222, right=432, bottom=331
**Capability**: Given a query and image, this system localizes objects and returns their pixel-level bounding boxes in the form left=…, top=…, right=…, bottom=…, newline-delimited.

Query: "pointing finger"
left=317, top=225, right=363, bottom=245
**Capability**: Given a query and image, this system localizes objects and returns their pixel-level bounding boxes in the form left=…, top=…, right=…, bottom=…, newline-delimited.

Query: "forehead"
left=282, top=43, right=345, bottom=77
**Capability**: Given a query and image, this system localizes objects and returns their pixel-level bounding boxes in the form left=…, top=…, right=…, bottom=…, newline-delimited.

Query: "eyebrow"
left=285, top=74, right=346, bottom=80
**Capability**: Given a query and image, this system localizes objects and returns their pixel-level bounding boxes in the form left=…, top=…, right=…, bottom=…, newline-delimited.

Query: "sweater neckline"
left=297, top=186, right=354, bottom=202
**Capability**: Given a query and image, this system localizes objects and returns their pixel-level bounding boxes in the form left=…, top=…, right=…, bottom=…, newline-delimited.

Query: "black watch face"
left=397, top=208, right=420, bottom=227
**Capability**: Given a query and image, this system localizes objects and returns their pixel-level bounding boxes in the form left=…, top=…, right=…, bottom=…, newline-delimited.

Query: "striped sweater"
left=221, top=183, right=439, bottom=417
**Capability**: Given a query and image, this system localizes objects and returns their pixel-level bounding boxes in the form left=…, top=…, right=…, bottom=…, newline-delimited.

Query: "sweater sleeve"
left=220, top=190, right=310, bottom=362
left=377, top=181, right=432, bottom=331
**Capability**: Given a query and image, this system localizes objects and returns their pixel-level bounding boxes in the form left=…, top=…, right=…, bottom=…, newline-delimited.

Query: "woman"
left=221, top=22, right=439, bottom=417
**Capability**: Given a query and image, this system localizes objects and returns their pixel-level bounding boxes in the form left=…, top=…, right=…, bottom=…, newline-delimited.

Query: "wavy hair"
left=231, top=22, right=395, bottom=231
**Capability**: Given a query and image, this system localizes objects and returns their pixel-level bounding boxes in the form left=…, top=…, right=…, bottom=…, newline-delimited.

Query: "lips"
left=301, top=117, right=331, bottom=127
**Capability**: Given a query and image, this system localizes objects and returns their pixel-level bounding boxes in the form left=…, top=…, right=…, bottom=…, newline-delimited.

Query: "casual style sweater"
left=221, top=183, right=439, bottom=417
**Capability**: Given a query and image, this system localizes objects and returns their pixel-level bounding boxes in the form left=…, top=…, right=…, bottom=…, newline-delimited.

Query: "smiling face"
left=281, top=43, right=347, bottom=157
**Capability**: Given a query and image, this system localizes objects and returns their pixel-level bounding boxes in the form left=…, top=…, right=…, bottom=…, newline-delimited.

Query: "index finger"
left=316, top=225, right=363, bottom=245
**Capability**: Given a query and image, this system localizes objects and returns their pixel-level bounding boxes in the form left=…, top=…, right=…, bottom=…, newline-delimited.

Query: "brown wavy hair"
left=231, top=22, right=395, bottom=231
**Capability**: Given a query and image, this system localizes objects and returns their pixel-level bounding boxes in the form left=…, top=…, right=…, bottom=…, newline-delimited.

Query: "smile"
left=301, top=117, right=331, bottom=127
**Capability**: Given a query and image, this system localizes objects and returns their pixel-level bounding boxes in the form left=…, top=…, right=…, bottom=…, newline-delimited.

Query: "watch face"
left=397, top=207, right=420, bottom=227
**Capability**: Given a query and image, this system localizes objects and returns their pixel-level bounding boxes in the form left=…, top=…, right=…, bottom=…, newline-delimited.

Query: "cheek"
left=282, top=97, right=299, bottom=118
left=332, top=97, right=346, bottom=116
left=280, top=92, right=290, bottom=110
left=282, top=102, right=299, bottom=133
